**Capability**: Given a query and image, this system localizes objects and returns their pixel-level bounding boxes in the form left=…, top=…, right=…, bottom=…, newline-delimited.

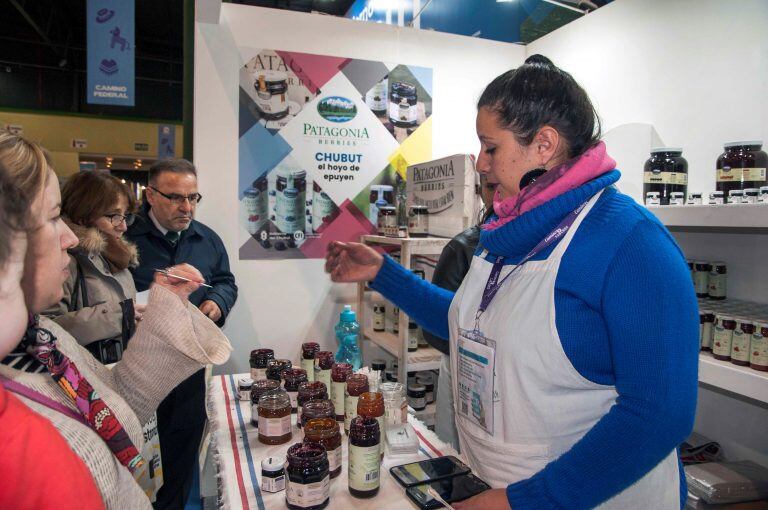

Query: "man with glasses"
left=127, top=158, right=237, bottom=510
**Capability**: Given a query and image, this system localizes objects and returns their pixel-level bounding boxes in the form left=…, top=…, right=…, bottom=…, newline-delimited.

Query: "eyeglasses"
left=104, top=213, right=136, bottom=227
left=149, top=186, right=202, bottom=205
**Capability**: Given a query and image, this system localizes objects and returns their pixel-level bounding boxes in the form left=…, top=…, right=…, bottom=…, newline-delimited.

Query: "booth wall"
left=193, top=4, right=525, bottom=373
left=527, top=0, right=768, bottom=466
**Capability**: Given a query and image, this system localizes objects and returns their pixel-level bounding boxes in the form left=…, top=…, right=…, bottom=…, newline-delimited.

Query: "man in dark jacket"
left=127, top=158, right=237, bottom=509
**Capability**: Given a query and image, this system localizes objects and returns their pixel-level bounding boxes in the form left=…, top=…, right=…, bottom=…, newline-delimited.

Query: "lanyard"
left=475, top=199, right=590, bottom=325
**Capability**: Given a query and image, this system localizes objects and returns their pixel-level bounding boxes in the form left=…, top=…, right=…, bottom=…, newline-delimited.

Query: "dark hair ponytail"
left=477, top=54, right=601, bottom=158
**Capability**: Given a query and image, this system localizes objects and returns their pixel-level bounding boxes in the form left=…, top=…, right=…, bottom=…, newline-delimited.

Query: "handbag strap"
left=0, top=374, right=88, bottom=426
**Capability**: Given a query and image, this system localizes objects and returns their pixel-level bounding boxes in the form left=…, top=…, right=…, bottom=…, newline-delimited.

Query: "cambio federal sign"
left=87, top=0, right=135, bottom=106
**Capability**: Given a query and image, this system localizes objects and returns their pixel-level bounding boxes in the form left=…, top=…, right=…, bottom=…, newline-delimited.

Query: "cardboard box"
left=406, top=154, right=479, bottom=238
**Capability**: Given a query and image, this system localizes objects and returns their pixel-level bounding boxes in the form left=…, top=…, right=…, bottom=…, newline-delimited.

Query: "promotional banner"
left=158, top=124, right=176, bottom=159
left=87, top=0, right=135, bottom=106
left=238, top=49, right=433, bottom=260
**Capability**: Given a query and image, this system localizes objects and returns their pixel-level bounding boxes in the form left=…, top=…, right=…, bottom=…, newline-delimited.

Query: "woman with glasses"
left=44, top=170, right=142, bottom=364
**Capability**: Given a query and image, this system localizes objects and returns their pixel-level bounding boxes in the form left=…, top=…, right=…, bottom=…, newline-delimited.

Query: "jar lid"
left=710, top=191, right=724, bottom=196
left=690, top=192, right=702, bottom=197
left=729, top=189, right=743, bottom=194
left=262, top=456, right=286, bottom=472
left=408, top=384, right=426, bottom=392
left=371, top=359, right=387, bottom=371
left=370, top=184, right=394, bottom=191
left=650, top=147, right=683, bottom=154
left=238, top=377, right=254, bottom=387
left=670, top=192, right=685, bottom=197
left=724, top=140, right=762, bottom=148
left=410, top=205, right=429, bottom=211
left=744, top=188, right=759, bottom=195
left=646, top=192, right=660, bottom=197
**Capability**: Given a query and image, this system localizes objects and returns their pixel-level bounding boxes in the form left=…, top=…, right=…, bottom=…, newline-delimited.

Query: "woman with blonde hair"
left=0, top=129, right=232, bottom=509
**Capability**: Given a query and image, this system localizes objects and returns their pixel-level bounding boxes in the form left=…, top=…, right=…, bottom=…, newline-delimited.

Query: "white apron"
left=448, top=191, right=680, bottom=508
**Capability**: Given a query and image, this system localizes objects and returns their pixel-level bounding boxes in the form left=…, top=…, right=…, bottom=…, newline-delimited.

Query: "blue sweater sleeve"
left=370, top=255, right=455, bottom=341
left=506, top=220, right=699, bottom=509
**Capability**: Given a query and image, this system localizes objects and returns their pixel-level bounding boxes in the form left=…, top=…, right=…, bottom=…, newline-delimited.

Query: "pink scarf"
left=484, top=141, right=616, bottom=230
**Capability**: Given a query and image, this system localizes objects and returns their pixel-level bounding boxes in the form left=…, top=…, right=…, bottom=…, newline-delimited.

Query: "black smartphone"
left=406, top=473, right=492, bottom=510
left=390, top=456, right=471, bottom=488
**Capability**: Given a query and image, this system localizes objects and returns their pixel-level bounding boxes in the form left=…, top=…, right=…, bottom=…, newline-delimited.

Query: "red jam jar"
left=250, top=348, right=274, bottom=381
left=300, top=399, right=335, bottom=428
left=751, top=324, right=768, bottom=371
left=285, top=441, right=330, bottom=510
left=304, top=418, right=343, bottom=479
left=283, top=368, right=308, bottom=414
left=344, top=375, right=370, bottom=435
left=315, top=351, right=334, bottom=391
left=348, top=416, right=381, bottom=498
left=258, top=389, right=292, bottom=445
left=330, top=363, right=353, bottom=422
left=266, top=359, right=293, bottom=382
left=731, top=321, right=755, bottom=367
left=251, top=379, right=281, bottom=427
left=713, top=315, right=736, bottom=361
left=297, top=381, right=328, bottom=427
left=301, top=342, right=320, bottom=382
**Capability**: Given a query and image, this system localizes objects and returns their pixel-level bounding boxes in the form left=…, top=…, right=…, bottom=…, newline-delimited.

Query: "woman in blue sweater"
left=326, top=55, right=699, bottom=509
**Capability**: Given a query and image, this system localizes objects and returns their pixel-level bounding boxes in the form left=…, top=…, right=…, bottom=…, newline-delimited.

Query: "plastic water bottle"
left=335, top=305, right=361, bottom=370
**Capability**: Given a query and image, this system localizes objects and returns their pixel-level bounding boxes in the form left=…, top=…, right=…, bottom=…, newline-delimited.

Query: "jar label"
left=731, top=331, right=751, bottom=362
left=250, top=368, right=267, bottom=381
left=328, top=445, right=342, bottom=473
left=717, top=168, right=738, bottom=182
left=389, top=101, right=417, bottom=124
left=701, top=323, right=714, bottom=349
left=693, top=272, right=709, bottom=295
left=261, top=473, right=286, bottom=493
left=408, top=396, right=426, bottom=409
left=751, top=333, right=768, bottom=366
left=244, top=194, right=268, bottom=234
left=712, top=327, right=733, bottom=357
left=348, top=444, right=381, bottom=492
left=708, top=274, right=727, bottom=298
left=288, top=390, right=299, bottom=410
left=366, top=82, right=388, bottom=111
left=373, top=314, right=385, bottom=330
left=286, top=475, right=330, bottom=508
left=312, top=191, right=337, bottom=232
left=258, top=414, right=291, bottom=437
left=408, top=334, right=418, bottom=349
left=301, top=359, right=316, bottom=382
left=331, top=382, right=345, bottom=418
left=316, top=369, right=332, bottom=392
left=408, top=214, right=429, bottom=234
left=643, top=171, right=688, bottom=185
left=344, top=395, right=360, bottom=431
left=276, top=189, right=306, bottom=235
left=256, top=91, right=287, bottom=115
left=376, top=415, right=385, bottom=454
left=743, top=168, right=767, bottom=182
left=238, top=388, right=251, bottom=401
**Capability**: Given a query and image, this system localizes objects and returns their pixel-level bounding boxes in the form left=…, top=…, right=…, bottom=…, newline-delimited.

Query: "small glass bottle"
left=237, top=377, right=254, bottom=402
left=314, top=351, right=334, bottom=392
left=750, top=324, right=768, bottom=371
left=348, top=416, right=381, bottom=499
left=700, top=313, right=715, bottom=351
left=408, top=321, right=419, bottom=352
left=300, top=399, right=335, bottom=428
left=285, top=442, right=330, bottom=510
left=357, top=392, right=385, bottom=459
left=713, top=315, right=737, bottom=361
left=407, top=383, right=427, bottom=411
left=262, top=456, right=286, bottom=493
left=297, top=381, right=328, bottom=427
left=345, top=374, right=370, bottom=435
left=693, top=262, right=711, bottom=298
left=301, top=342, right=320, bottom=382
left=283, top=368, right=309, bottom=414
left=266, top=359, right=293, bottom=382
left=731, top=321, right=754, bottom=367
left=371, top=359, right=387, bottom=383
left=251, top=379, right=281, bottom=427
left=416, top=375, right=435, bottom=404
left=330, top=363, right=353, bottom=422
left=250, top=348, right=275, bottom=381
left=372, top=305, right=385, bottom=332
left=708, top=262, right=727, bottom=300
left=304, top=418, right=343, bottom=479
left=380, top=382, right=407, bottom=427
left=258, top=389, right=292, bottom=445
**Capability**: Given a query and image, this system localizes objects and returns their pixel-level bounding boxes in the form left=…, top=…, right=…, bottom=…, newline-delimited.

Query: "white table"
left=207, top=373, right=460, bottom=509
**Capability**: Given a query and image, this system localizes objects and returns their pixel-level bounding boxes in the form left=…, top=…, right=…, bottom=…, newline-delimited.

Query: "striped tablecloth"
left=208, top=373, right=460, bottom=510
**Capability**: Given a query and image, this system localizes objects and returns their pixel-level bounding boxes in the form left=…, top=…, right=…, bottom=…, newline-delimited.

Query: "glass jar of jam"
left=301, top=342, right=320, bottom=382
left=377, top=206, right=398, bottom=237
left=643, top=148, right=688, bottom=205
left=408, top=206, right=429, bottom=237
left=283, top=368, right=309, bottom=414
left=330, top=363, right=353, bottom=422
left=357, top=392, right=385, bottom=458
left=368, top=185, right=394, bottom=226
left=700, top=312, right=715, bottom=351
left=285, top=441, right=330, bottom=510
left=314, top=352, right=334, bottom=391
left=708, top=262, right=727, bottom=300
left=300, top=399, right=335, bottom=428
left=731, top=321, right=755, bottom=366
left=238, top=377, right=254, bottom=402
left=251, top=379, right=281, bottom=427
left=389, top=81, right=418, bottom=128
left=297, top=381, right=328, bottom=427
left=750, top=324, right=768, bottom=371
left=266, top=359, right=293, bottom=382
left=713, top=315, right=737, bottom=361
left=250, top=348, right=275, bottom=381
left=348, top=416, right=381, bottom=498
left=258, top=389, right=292, bottom=445
left=304, top=418, right=343, bottom=479
left=380, top=382, right=407, bottom=426
left=344, top=374, right=370, bottom=434
left=716, top=141, right=768, bottom=196
left=693, top=261, right=711, bottom=298
left=407, top=383, right=427, bottom=411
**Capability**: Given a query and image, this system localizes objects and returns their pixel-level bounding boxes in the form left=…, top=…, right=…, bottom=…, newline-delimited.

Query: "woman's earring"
left=519, top=168, right=547, bottom=190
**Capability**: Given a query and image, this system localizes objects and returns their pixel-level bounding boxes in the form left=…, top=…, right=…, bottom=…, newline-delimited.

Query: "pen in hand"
left=154, top=268, right=213, bottom=288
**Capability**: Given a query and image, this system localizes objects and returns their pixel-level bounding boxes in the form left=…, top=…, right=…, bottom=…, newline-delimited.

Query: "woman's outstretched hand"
left=325, top=241, right=384, bottom=283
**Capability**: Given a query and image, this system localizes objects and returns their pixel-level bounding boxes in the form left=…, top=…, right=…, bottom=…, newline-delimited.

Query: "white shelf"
left=698, top=352, right=768, bottom=404
left=647, top=203, right=768, bottom=230
left=363, top=327, right=443, bottom=371
left=360, top=235, right=451, bottom=255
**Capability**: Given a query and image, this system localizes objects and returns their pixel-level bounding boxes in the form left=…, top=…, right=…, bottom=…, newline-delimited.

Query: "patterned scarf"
left=22, top=316, right=146, bottom=475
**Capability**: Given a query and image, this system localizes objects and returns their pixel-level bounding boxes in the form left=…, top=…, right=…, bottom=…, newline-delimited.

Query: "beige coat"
left=45, top=222, right=139, bottom=346
left=0, top=285, right=232, bottom=509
